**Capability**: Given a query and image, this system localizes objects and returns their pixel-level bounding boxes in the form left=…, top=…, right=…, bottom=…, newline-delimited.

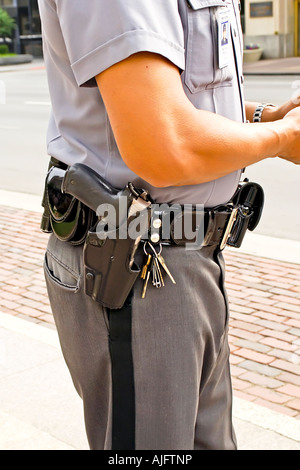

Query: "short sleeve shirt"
left=38, top=0, right=245, bottom=207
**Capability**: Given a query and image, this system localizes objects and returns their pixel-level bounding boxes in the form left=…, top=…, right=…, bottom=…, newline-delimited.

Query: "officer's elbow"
left=122, top=153, right=177, bottom=188
left=122, top=143, right=208, bottom=188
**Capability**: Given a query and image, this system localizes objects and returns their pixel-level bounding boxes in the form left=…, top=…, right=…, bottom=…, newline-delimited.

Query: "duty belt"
left=41, top=160, right=264, bottom=308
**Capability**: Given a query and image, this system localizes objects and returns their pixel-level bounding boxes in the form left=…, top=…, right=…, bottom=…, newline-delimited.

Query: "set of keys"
left=141, top=242, right=176, bottom=299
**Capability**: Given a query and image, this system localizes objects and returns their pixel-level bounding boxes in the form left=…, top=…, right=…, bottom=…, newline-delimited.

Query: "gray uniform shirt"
left=38, top=0, right=245, bottom=207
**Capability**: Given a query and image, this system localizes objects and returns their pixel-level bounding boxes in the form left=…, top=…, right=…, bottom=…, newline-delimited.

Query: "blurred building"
left=241, top=0, right=300, bottom=58
left=0, top=0, right=42, bottom=56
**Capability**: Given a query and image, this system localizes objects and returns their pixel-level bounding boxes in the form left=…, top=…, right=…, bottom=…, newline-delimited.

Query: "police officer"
left=38, top=0, right=300, bottom=450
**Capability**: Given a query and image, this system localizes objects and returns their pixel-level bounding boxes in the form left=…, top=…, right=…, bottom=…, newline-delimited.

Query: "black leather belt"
left=148, top=179, right=264, bottom=250
left=42, top=159, right=264, bottom=253
left=148, top=205, right=234, bottom=250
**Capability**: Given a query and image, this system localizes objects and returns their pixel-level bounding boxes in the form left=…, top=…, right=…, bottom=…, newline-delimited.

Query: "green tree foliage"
left=0, top=8, right=16, bottom=44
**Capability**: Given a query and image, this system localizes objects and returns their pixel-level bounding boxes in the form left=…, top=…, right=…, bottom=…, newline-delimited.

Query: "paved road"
left=0, top=64, right=50, bottom=196
left=0, top=66, right=299, bottom=240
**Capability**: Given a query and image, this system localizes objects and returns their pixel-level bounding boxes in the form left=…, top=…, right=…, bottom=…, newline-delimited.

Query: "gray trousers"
left=44, top=234, right=237, bottom=450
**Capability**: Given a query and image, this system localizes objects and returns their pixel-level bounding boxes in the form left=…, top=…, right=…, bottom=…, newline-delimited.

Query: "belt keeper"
left=150, top=211, right=162, bottom=244
left=201, top=210, right=216, bottom=247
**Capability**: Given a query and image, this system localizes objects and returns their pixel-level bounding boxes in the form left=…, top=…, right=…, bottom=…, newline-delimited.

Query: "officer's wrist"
left=253, top=103, right=277, bottom=123
left=268, top=115, right=297, bottom=159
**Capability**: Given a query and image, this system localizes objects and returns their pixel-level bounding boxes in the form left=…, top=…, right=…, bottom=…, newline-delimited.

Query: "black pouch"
left=42, top=165, right=95, bottom=245
left=227, top=180, right=264, bottom=248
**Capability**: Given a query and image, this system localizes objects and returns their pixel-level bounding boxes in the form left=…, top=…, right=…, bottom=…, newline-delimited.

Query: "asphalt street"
left=0, top=64, right=50, bottom=196
left=0, top=63, right=300, bottom=240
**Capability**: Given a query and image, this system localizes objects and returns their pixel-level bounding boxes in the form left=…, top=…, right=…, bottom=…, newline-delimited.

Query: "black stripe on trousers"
left=108, top=293, right=135, bottom=450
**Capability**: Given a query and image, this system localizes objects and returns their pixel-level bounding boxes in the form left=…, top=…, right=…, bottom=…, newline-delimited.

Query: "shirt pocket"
left=185, top=0, right=234, bottom=93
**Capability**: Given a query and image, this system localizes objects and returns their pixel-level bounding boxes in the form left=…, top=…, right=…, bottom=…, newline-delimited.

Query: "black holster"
left=41, top=161, right=151, bottom=309
left=40, top=159, right=96, bottom=245
left=84, top=227, right=141, bottom=309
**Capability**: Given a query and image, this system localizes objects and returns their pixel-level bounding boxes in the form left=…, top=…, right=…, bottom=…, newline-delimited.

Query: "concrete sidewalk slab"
left=0, top=189, right=43, bottom=213
left=0, top=58, right=45, bottom=74
left=0, top=312, right=89, bottom=450
left=1, top=57, right=299, bottom=77
left=243, top=57, right=300, bottom=76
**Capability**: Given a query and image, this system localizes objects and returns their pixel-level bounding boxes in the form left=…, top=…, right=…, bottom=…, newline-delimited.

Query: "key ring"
left=144, top=241, right=162, bottom=257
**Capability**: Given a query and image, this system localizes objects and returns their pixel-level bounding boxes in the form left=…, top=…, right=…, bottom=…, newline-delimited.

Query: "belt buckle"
left=220, top=207, right=239, bottom=250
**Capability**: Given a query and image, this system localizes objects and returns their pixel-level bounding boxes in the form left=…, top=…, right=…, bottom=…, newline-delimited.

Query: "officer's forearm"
left=168, top=106, right=287, bottom=187
left=96, top=52, right=297, bottom=188
left=118, top=105, right=287, bottom=187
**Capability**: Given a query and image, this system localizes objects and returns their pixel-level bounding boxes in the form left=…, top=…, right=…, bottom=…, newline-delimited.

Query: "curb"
left=244, top=71, right=300, bottom=76
left=243, top=58, right=300, bottom=77
left=0, top=54, right=33, bottom=66
left=227, top=233, right=300, bottom=265
left=232, top=396, right=300, bottom=444
left=0, top=189, right=43, bottom=213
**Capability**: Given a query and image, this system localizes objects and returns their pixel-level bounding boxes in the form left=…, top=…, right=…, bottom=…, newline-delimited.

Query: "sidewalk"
left=243, top=56, right=300, bottom=75
left=1, top=55, right=300, bottom=76
left=0, top=189, right=299, bottom=450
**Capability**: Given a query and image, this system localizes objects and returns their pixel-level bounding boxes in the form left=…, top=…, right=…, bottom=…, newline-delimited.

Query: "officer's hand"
left=279, top=107, right=300, bottom=164
left=274, top=95, right=300, bottom=121
left=246, top=98, right=300, bottom=123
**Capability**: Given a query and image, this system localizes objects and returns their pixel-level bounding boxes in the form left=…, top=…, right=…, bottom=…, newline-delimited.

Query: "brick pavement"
left=0, top=203, right=299, bottom=420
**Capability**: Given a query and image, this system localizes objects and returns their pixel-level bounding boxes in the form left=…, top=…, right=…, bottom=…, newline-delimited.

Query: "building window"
left=0, top=1, right=15, bottom=6
left=0, top=0, right=42, bottom=55
left=18, top=0, right=40, bottom=36
left=240, top=0, right=245, bottom=33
